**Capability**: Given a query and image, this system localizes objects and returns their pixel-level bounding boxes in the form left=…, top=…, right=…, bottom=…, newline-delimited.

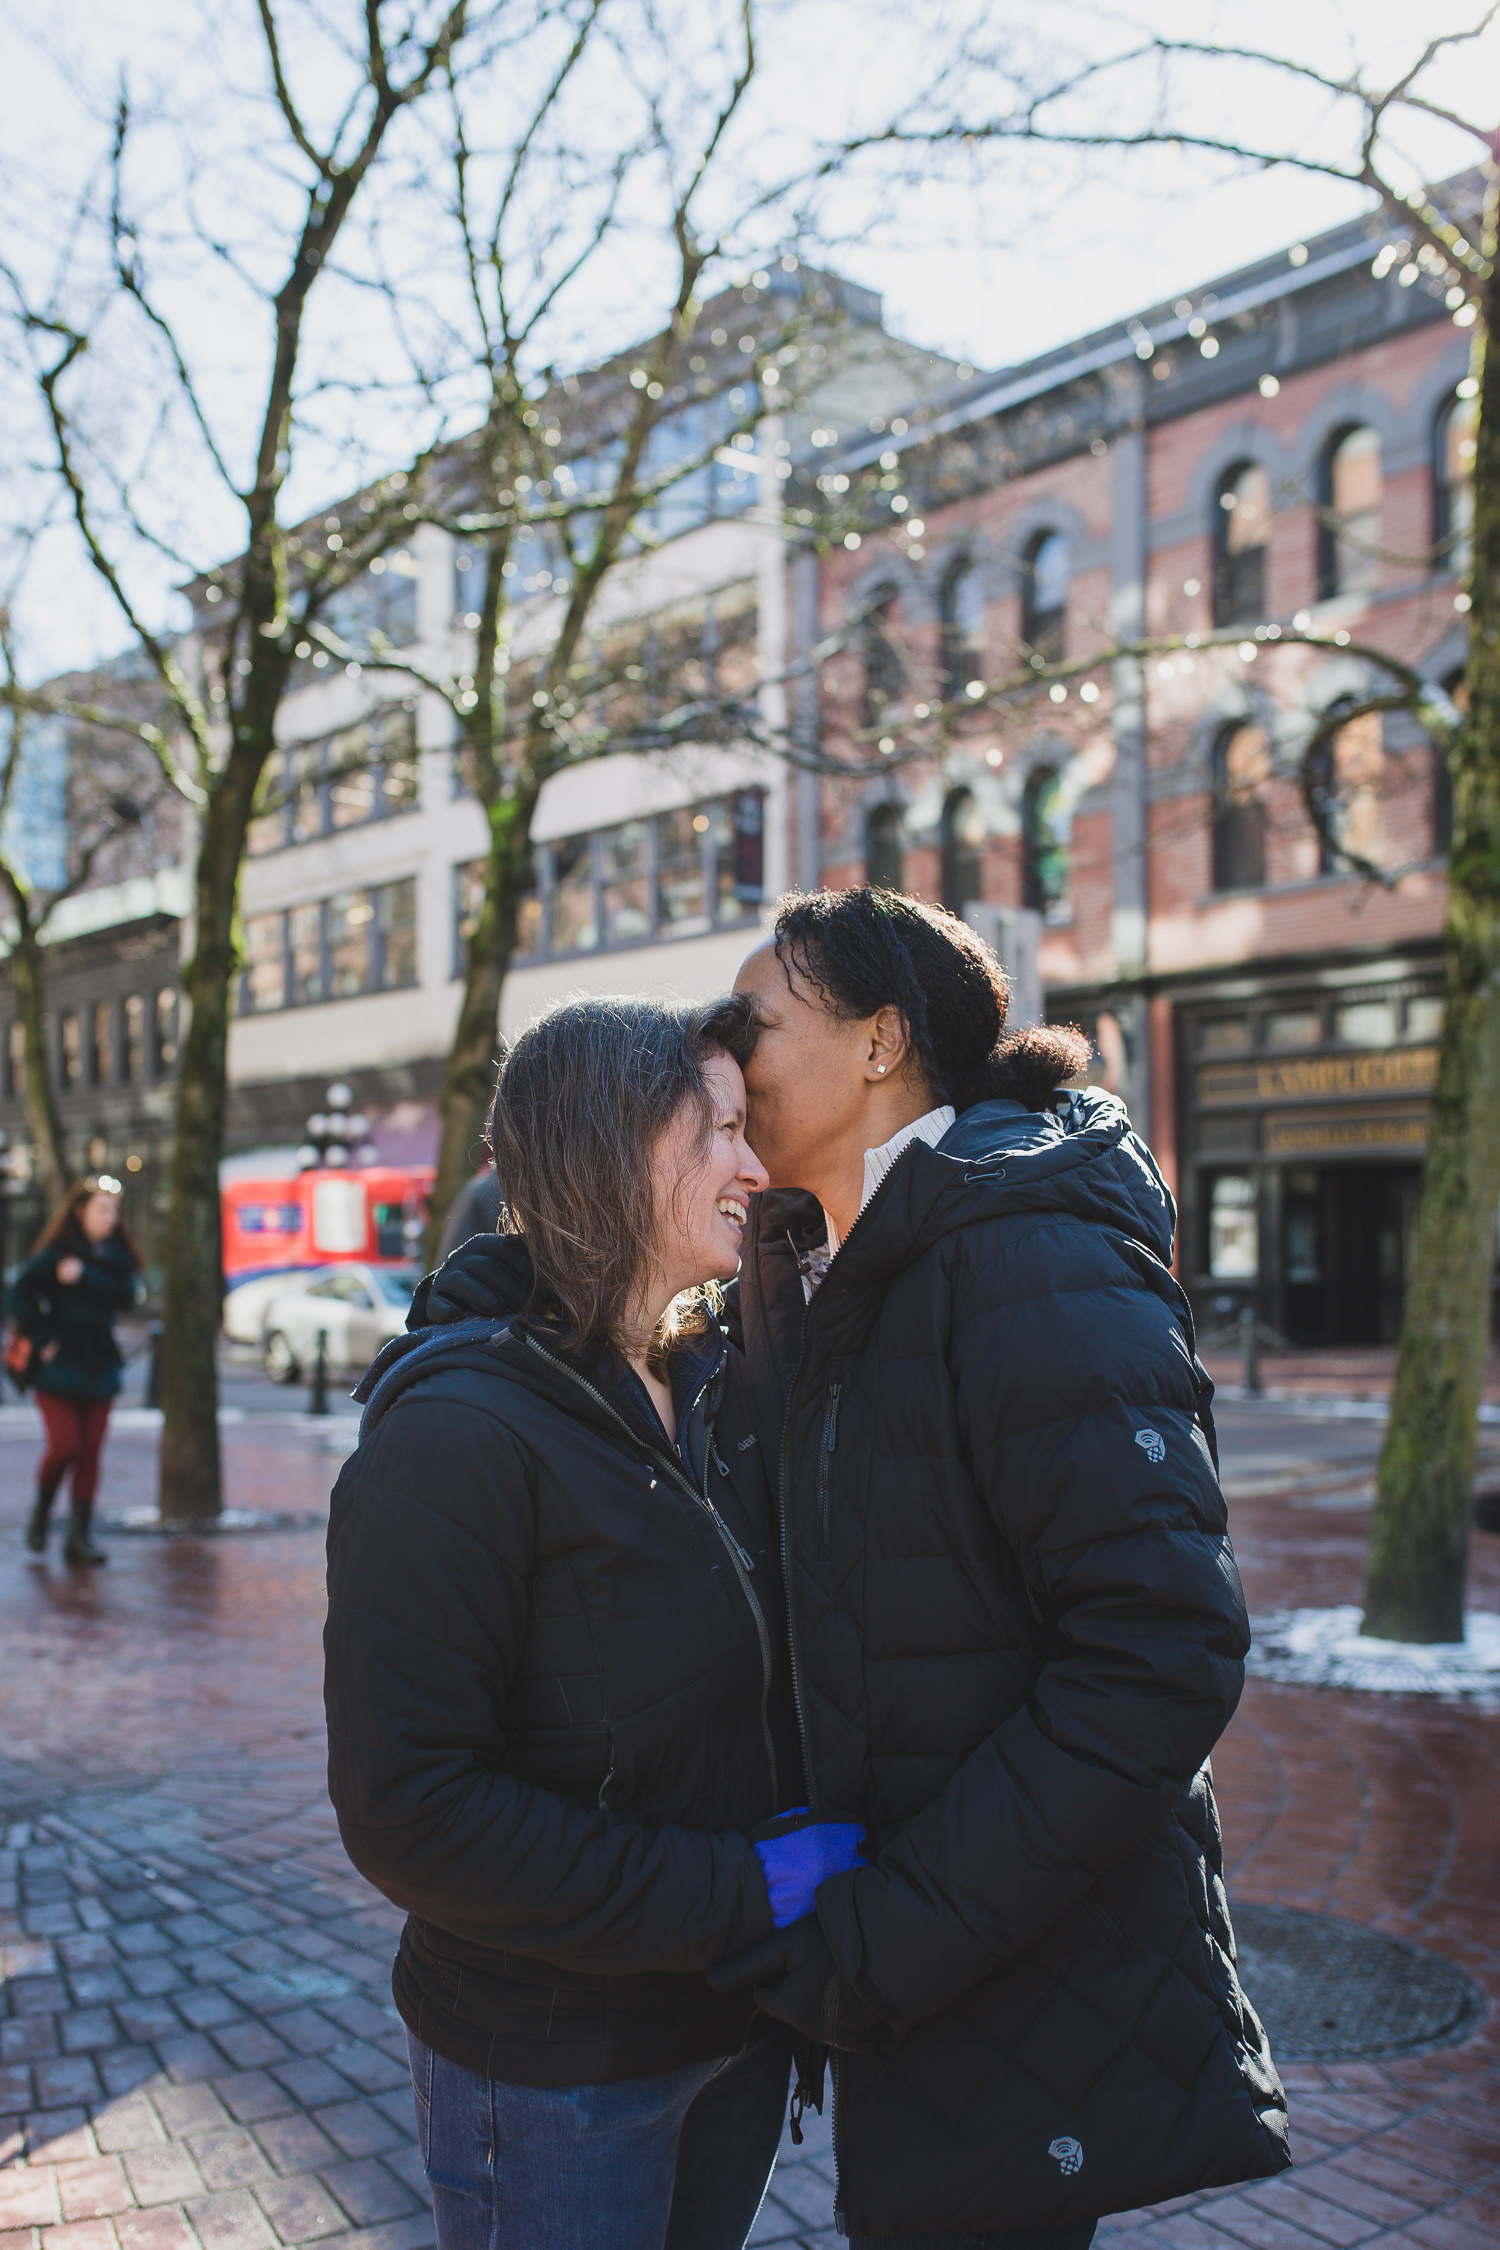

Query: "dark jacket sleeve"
left=76, top=1247, right=138, bottom=1313
left=817, top=1214, right=1247, bottom=2033
left=9, top=1250, right=56, bottom=1333
left=324, top=1386, right=774, bottom=1977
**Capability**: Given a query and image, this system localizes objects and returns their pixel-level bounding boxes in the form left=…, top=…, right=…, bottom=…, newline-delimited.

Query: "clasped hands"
left=706, top=1808, right=886, bottom=2051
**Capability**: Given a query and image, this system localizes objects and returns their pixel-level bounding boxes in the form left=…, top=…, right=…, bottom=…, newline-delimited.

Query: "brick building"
left=800, top=193, right=1476, bottom=1346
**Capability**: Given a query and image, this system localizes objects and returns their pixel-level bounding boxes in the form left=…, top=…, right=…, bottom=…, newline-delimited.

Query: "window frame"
left=454, top=790, right=766, bottom=971
left=235, top=877, right=421, bottom=1016
left=1210, top=722, right=1271, bottom=893
left=1021, top=530, right=1069, bottom=663
left=1317, top=424, right=1383, bottom=601
left=1211, top=462, right=1270, bottom=628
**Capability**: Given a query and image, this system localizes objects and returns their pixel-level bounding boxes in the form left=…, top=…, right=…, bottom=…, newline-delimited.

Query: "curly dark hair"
left=709, top=887, right=1091, bottom=1112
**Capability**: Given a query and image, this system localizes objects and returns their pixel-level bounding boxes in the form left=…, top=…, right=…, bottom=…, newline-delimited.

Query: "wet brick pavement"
left=2, top=1395, right=1500, bottom=2250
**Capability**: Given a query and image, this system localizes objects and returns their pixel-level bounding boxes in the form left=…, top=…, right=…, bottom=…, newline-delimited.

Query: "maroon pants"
left=37, top=1394, right=113, bottom=1505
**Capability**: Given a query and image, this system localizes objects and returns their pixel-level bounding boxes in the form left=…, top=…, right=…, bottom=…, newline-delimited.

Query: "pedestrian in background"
left=11, top=1175, right=140, bottom=1565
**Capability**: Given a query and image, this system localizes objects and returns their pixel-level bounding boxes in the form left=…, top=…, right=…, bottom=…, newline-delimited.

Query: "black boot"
left=25, top=1487, right=54, bottom=1554
left=64, top=1498, right=106, bottom=1566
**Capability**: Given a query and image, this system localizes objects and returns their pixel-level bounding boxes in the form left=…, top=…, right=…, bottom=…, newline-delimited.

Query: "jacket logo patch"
left=737, top=1434, right=758, bottom=1450
left=1133, top=1428, right=1166, bottom=1464
left=1048, top=2136, right=1083, bottom=2176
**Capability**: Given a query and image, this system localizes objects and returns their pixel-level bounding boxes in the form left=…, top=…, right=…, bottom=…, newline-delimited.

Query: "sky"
left=1, top=0, right=1495, bottom=678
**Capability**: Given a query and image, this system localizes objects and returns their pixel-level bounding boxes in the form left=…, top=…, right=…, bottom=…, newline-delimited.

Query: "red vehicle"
left=222, top=1163, right=433, bottom=1284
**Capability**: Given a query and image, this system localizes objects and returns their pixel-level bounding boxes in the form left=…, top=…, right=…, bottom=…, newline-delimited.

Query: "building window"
left=454, top=793, right=762, bottom=972
left=1022, top=766, right=1068, bottom=915
left=859, top=589, right=903, bottom=728
left=123, top=995, right=147, bottom=1082
left=1212, top=463, right=1271, bottom=626
left=60, top=1012, right=82, bottom=1088
left=314, top=551, right=421, bottom=656
left=1021, top=531, right=1069, bottom=663
left=1433, top=671, right=1463, bottom=854
left=153, top=991, right=179, bottom=1077
left=237, top=878, right=420, bottom=1014
left=1318, top=426, right=1382, bottom=599
left=89, top=1001, right=112, bottom=1086
left=1207, top=1174, right=1259, bottom=1279
left=1211, top=723, right=1270, bottom=891
left=1309, top=704, right=1384, bottom=871
left=939, top=561, right=985, bottom=703
left=249, top=704, right=420, bottom=855
left=242, top=913, right=287, bottom=1014
left=865, top=802, right=904, bottom=892
left=1435, top=392, right=1476, bottom=579
left=940, top=787, right=984, bottom=913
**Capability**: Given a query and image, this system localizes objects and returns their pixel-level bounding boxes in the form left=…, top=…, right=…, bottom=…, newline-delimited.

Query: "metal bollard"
left=309, top=1328, right=330, bottom=1417
left=145, top=1321, right=164, bottom=1409
left=1238, top=1305, right=1261, bottom=1396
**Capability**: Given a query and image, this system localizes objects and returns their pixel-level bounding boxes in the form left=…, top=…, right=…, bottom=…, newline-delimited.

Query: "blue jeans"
left=406, top=2028, right=791, bottom=2250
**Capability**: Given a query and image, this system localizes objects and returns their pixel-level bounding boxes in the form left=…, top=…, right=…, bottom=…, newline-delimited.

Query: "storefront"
left=1175, top=967, right=1443, bottom=1346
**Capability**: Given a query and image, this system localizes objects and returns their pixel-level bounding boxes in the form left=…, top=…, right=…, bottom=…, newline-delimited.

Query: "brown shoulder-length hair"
left=485, top=996, right=724, bottom=1359
left=33, top=1177, right=143, bottom=1266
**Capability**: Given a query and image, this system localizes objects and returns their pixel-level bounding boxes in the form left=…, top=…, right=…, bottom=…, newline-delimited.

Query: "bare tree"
left=829, top=15, right=1500, bottom=1641
left=2, top=2, right=475, bottom=1518
left=0, top=595, right=169, bottom=1209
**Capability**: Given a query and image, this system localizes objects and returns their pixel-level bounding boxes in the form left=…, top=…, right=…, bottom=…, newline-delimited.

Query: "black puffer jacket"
left=10, top=1236, right=137, bottom=1401
left=736, top=1089, right=1290, bottom=2235
left=323, top=1238, right=798, bottom=2086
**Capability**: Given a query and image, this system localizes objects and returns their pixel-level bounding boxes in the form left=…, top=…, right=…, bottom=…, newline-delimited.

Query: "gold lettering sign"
left=1262, top=1108, right=1430, bottom=1155
left=1197, top=1046, right=1437, bottom=1108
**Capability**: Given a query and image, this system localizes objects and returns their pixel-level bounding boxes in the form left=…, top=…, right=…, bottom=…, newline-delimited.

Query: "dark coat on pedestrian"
left=9, top=1236, right=137, bottom=1401
left=322, top=1236, right=799, bottom=2088
left=734, top=1087, right=1291, bottom=2236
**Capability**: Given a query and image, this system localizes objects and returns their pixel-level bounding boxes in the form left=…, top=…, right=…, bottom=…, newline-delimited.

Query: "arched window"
left=865, top=801, right=904, bottom=892
left=1212, top=462, right=1271, bottom=626
left=939, top=560, right=986, bottom=703
left=1308, top=700, right=1384, bottom=872
left=1318, top=426, right=1382, bottom=599
left=1211, top=723, right=1270, bottom=891
left=1435, top=392, right=1476, bottom=580
left=940, top=788, right=984, bottom=913
left=859, top=587, right=903, bottom=727
left=1022, top=766, right=1068, bottom=914
left=1433, top=670, right=1463, bottom=854
left=1021, top=531, right=1069, bottom=663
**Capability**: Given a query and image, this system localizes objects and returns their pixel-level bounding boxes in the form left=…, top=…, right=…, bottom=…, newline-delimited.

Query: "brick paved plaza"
left=3, top=1393, right=1500, bottom=2250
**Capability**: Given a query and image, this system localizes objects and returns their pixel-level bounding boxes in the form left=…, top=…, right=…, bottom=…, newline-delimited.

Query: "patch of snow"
left=1249, top=1606, right=1500, bottom=1701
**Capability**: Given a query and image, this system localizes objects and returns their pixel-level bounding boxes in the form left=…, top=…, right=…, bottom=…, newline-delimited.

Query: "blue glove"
left=752, top=1807, right=867, bottom=1929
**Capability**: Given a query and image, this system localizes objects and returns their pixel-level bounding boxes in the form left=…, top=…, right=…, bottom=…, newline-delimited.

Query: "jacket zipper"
left=774, top=1156, right=923, bottom=2230
left=816, top=1379, right=842, bottom=1558
left=522, top=1332, right=779, bottom=1808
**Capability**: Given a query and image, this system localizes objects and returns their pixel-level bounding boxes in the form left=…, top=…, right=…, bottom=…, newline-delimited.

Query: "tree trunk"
left=157, top=759, right=259, bottom=1521
left=1361, top=206, right=1500, bottom=1642
left=9, top=923, right=69, bottom=1213
left=425, top=788, right=537, bottom=1263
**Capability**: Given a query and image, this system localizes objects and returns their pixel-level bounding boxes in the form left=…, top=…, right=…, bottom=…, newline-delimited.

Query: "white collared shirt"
left=797, top=1107, right=955, bottom=1303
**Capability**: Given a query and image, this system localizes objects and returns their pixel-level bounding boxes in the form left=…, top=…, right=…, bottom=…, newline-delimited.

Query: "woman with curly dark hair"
left=11, top=1174, right=140, bottom=1564
left=704, top=888, right=1289, bottom=2250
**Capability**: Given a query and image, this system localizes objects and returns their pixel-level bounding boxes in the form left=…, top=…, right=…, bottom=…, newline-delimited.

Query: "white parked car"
left=223, top=1267, right=333, bottom=1345
left=261, top=1264, right=420, bottom=1383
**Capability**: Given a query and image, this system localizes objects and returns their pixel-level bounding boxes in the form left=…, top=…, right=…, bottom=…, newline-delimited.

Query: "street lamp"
left=298, top=1082, right=378, bottom=1170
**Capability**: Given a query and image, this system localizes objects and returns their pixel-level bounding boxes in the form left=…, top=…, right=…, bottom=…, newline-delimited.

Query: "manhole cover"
left=1233, top=1904, right=1485, bottom=2060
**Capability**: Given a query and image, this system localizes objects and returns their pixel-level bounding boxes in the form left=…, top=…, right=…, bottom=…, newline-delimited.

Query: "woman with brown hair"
left=11, top=1175, right=141, bottom=1564
left=324, top=996, right=862, bottom=2250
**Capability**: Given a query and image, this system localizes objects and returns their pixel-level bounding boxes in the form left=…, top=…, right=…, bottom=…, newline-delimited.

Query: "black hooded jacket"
left=736, top=1089, right=1291, bottom=2235
left=322, top=1237, right=800, bottom=2085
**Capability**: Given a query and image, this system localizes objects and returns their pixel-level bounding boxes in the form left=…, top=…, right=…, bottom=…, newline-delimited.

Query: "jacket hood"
left=821, top=1085, right=1177, bottom=1305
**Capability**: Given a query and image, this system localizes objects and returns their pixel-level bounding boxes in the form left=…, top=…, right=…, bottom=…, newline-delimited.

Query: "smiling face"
left=647, top=1052, right=769, bottom=1297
